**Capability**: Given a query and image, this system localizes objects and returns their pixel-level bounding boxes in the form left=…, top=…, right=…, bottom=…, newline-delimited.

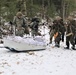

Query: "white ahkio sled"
left=3, top=36, right=46, bottom=52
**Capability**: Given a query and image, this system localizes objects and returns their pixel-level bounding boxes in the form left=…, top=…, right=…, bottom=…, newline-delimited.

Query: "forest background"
left=0, top=0, right=76, bottom=21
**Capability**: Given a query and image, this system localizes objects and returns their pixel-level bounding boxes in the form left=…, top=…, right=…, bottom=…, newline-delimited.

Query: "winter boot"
left=64, top=41, right=69, bottom=49
left=71, top=46, right=76, bottom=50
left=55, top=42, right=60, bottom=48
left=0, top=40, right=3, bottom=44
left=1, top=40, right=3, bottom=44
left=64, top=46, right=69, bottom=49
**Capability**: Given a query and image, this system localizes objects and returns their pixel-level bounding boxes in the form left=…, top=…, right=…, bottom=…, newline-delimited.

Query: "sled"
left=3, top=36, right=46, bottom=51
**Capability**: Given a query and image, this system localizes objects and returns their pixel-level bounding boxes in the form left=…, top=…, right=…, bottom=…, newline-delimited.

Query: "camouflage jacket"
left=13, top=16, right=26, bottom=28
left=66, top=20, right=76, bottom=35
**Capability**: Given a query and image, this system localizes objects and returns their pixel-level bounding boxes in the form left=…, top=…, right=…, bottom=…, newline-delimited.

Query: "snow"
left=0, top=26, right=76, bottom=75
left=0, top=44, right=76, bottom=75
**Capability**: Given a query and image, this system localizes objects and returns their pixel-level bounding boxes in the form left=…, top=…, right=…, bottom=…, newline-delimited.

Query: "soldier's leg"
left=49, top=30, right=54, bottom=44
left=0, top=31, right=2, bottom=39
left=75, top=38, right=76, bottom=44
left=24, top=27, right=29, bottom=34
left=62, top=32, right=65, bottom=42
left=55, top=32, right=61, bottom=47
left=65, top=36, right=70, bottom=49
left=16, top=28, right=25, bottom=37
left=34, top=29, right=38, bottom=36
left=0, top=31, right=3, bottom=43
left=31, top=30, right=34, bottom=37
left=70, top=35, right=75, bottom=50
left=32, top=29, right=37, bottom=37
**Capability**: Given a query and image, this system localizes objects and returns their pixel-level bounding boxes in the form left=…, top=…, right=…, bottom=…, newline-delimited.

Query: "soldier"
left=13, top=12, right=27, bottom=37
left=30, top=16, right=41, bottom=36
left=59, top=18, right=66, bottom=42
left=0, top=17, right=3, bottom=39
left=0, top=17, right=4, bottom=43
left=21, top=10, right=30, bottom=35
left=73, top=15, right=76, bottom=45
left=64, top=16, right=76, bottom=50
left=48, top=18, right=54, bottom=44
left=51, top=16, right=62, bottom=47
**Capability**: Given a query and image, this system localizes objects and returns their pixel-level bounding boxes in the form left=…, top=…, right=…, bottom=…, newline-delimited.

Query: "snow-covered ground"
left=0, top=43, right=76, bottom=75
left=0, top=26, right=76, bottom=75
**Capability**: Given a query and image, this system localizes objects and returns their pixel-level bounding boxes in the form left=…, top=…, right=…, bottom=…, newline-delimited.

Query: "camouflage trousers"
left=66, top=34, right=75, bottom=47
left=50, top=29, right=61, bottom=45
left=0, top=31, right=2, bottom=38
left=54, top=32, right=61, bottom=45
left=31, top=29, right=38, bottom=36
left=16, top=28, right=24, bottom=37
left=49, top=29, right=55, bottom=43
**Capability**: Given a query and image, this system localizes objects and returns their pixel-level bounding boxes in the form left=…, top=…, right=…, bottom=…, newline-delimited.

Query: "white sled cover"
left=3, top=36, right=46, bottom=51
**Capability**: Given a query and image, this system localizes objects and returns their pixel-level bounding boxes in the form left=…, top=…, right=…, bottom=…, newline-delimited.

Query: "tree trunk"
left=60, top=0, right=65, bottom=20
left=62, top=0, right=65, bottom=21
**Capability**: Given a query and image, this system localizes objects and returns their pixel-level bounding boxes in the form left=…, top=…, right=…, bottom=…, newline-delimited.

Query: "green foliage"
left=63, top=0, right=76, bottom=16
left=0, top=0, right=18, bottom=21
left=47, top=3, right=56, bottom=17
left=0, top=0, right=76, bottom=21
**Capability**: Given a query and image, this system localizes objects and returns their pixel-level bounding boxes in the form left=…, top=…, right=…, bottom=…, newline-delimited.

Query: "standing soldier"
left=65, top=16, right=76, bottom=50
left=0, top=17, right=4, bottom=43
left=30, top=16, right=41, bottom=36
left=21, top=10, right=29, bottom=35
left=59, top=18, right=66, bottom=42
left=13, top=12, right=27, bottom=37
left=0, top=17, right=2, bottom=39
left=51, top=16, right=62, bottom=47
left=48, top=18, right=54, bottom=44
left=73, top=15, right=76, bottom=45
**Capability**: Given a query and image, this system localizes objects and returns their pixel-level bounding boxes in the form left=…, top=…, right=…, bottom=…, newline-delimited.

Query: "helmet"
left=55, top=16, right=62, bottom=20
left=67, top=16, right=73, bottom=21
left=16, top=12, right=23, bottom=17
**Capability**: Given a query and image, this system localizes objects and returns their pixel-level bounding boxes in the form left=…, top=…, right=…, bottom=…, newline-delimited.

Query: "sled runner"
left=3, top=36, right=46, bottom=51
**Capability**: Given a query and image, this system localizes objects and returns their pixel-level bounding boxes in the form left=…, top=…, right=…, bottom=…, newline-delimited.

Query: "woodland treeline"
left=0, top=0, right=76, bottom=21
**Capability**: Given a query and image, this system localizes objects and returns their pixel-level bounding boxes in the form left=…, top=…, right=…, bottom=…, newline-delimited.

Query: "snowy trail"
left=0, top=26, right=76, bottom=75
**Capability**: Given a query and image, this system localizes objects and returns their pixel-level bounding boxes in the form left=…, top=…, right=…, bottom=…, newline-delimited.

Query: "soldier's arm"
left=13, top=16, right=16, bottom=27
left=23, top=18, right=27, bottom=27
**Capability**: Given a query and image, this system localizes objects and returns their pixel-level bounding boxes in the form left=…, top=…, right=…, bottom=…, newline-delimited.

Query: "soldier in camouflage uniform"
left=59, top=18, right=66, bottom=42
left=30, top=16, right=40, bottom=36
left=48, top=18, right=54, bottom=44
left=0, top=17, right=4, bottom=43
left=73, top=15, right=76, bottom=45
left=0, top=17, right=2, bottom=39
left=50, top=16, right=63, bottom=47
left=65, top=16, right=76, bottom=50
left=49, top=16, right=65, bottom=44
left=13, top=12, right=26, bottom=37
